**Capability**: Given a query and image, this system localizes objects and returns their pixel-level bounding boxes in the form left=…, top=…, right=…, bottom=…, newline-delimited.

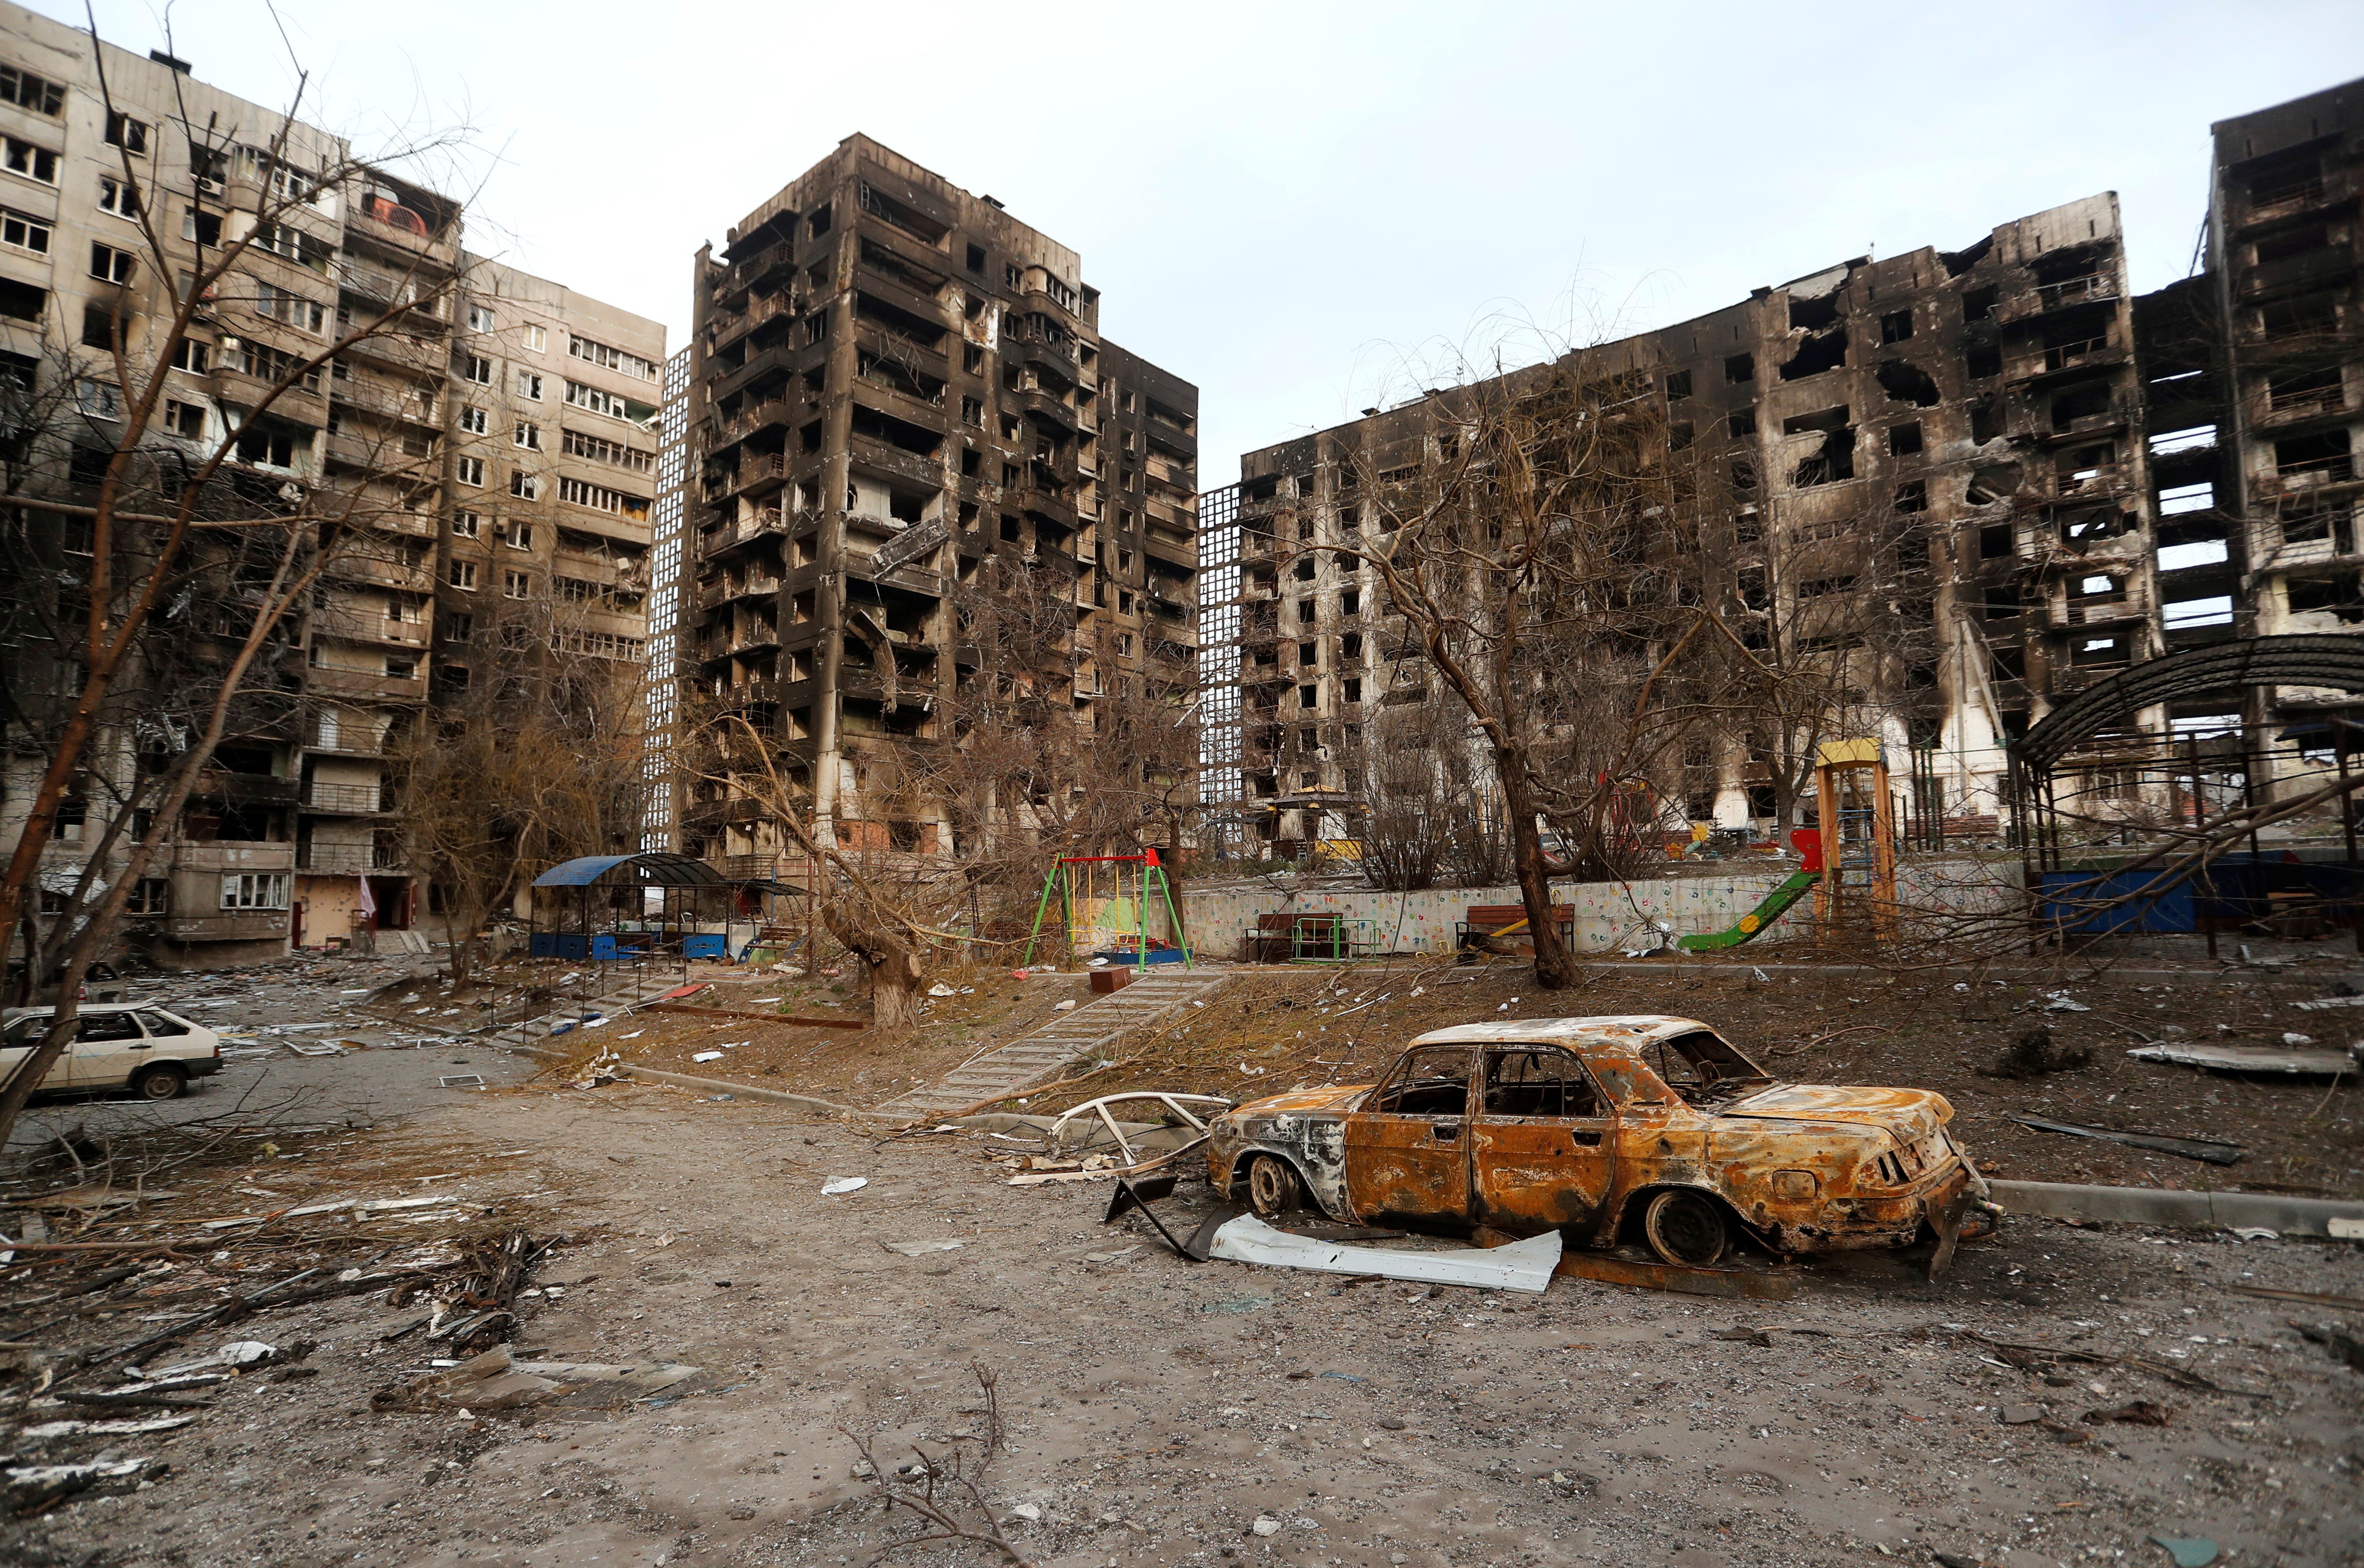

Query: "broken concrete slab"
left=2127, top=1041, right=2357, bottom=1076
left=1201, top=1214, right=1561, bottom=1293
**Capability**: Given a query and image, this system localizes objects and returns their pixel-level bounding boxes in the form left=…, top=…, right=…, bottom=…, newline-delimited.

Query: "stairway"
left=875, top=968, right=1229, bottom=1120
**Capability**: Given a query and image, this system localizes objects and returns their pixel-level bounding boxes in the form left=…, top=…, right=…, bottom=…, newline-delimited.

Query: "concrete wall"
left=1179, top=857, right=2020, bottom=959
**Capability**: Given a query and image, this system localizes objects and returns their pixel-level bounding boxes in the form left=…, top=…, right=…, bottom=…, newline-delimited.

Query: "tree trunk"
left=820, top=900, right=924, bottom=1040
left=1499, top=753, right=1576, bottom=989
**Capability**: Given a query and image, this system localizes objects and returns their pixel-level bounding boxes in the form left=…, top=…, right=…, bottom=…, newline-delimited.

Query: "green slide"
left=1674, top=871, right=1819, bottom=952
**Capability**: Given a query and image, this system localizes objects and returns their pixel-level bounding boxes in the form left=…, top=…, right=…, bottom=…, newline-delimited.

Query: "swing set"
left=1020, top=849, right=1193, bottom=970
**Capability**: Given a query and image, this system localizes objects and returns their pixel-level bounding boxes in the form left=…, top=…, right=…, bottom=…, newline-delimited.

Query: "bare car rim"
left=1246, top=1154, right=1303, bottom=1217
left=133, top=1065, right=182, bottom=1101
left=1643, top=1188, right=1728, bottom=1267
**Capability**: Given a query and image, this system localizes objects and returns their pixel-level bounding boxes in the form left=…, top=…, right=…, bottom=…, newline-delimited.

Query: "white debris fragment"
left=821, top=1176, right=869, bottom=1196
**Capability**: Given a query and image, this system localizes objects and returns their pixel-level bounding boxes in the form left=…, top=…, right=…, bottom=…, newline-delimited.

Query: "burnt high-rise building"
left=673, top=137, right=1198, bottom=869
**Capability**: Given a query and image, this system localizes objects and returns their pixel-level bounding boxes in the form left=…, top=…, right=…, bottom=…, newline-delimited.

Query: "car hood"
left=1228, top=1084, right=1371, bottom=1120
left=1719, top=1083, right=1953, bottom=1141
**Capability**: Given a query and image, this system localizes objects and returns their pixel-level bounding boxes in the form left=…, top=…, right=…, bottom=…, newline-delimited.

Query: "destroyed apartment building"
left=1209, top=73, right=2364, bottom=850
left=666, top=136, right=1200, bottom=871
left=0, top=0, right=664, bottom=971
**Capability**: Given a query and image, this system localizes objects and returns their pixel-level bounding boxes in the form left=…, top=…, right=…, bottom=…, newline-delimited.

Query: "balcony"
left=696, top=573, right=784, bottom=610
left=712, top=397, right=793, bottom=452
left=330, top=375, right=440, bottom=427
left=340, top=329, right=451, bottom=377
left=2049, top=594, right=2147, bottom=628
left=192, top=770, right=300, bottom=806
left=322, top=551, right=434, bottom=592
left=170, top=841, right=297, bottom=874
left=326, top=430, right=437, bottom=475
left=702, top=507, right=796, bottom=553
left=347, top=201, right=459, bottom=267
left=2009, top=335, right=2124, bottom=382
left=310, top=604, right=429, bottom=648
left=157, top=910, right=291, bottom=944
left=297, top=842, right=373, bottom=874
left=304, top=665, right=428, bottom=703
left=303, top=780, right=388, bottom=814
left=722, top=451, right=789, bottom=499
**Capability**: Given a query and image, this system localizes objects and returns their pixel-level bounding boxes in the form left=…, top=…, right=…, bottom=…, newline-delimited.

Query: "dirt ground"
left=514, top=948, right=2364, bottom=1198
left=4, top=950, right=2360, bottom=1568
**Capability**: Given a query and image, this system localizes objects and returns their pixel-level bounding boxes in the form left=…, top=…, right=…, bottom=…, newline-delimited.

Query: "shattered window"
left=1482, top=1048, right=1603, bottom=1119
left=1649, top=1030, right=1773, bottom=1105
left=1367, top=1046, right=1473, bottom=1117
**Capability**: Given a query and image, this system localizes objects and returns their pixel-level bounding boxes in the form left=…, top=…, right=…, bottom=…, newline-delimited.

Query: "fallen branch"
left=841, top=1362, right=1032, bottom=1567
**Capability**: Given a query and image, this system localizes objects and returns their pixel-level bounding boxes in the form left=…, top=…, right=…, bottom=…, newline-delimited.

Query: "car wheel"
left=1642, top=1188, right=1728, bottom=1267
left=1245, top=1154, right=1303, bottom=1218
left=130, top=1063, right=185, bottom=1102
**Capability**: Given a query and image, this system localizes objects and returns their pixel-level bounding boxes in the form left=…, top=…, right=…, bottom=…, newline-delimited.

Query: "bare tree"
left=395, top=599, right=646, bottom=990
left=0, top=18, right=478, bottom=1145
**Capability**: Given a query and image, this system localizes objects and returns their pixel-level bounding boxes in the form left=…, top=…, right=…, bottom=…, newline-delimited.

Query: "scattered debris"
left=2289, top=1319, right=2364, bottom=1372
left=2006, top=1112, right=2246, bottom=1165
left=2127, top=1041, right=2359, bottom=1076
left=439, top=1074, right=485, bottom=1090
left=881, top=1239, right=964, bottom=1257
left=2085, top=1400, right=2170, bottom=1426
left=373, top=1344, right=700, bottom=1413
left=1197, top=1214, right=1561, bottom=1293
left=2042, top=991, right=2092, bottom=1013
left=2148, top=1537, right=2219, bottom=1568
left=821, top=1177, right=868, bottom=1196
left=1986, top=1026, right=2092, bottom=1080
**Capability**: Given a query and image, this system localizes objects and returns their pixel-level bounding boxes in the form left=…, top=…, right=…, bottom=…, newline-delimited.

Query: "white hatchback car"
left=0, top=1004, right=224, bottom=1101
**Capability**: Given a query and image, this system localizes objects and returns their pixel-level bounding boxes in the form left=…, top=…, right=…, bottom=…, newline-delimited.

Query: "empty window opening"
left=1983, top=583, right=2021, bottom=619
left=2276, top=429, right=2352, bottom=482
left=1962, top=286, right=1997, bottom=323
left=2164, top=595, right=2234, bottom=629
left=2072, top=635, right=2130, bottom=666
left=1893, top=480, right=1927, bottom=514
left=1888, top=422, right=1923, bottom=456
left=2051, top=382, right=2114, bottom=431
left=2158, top=537, right=2229, bottom=571
left=1980, top=522, right=2015, bottom=558
left=1780, top=325, right=1848, bottom=382
left=1663, top=369, right=1692, bottom=400
left=1965, top=343, right=2002, bottom=381
left=2269, top=367, right=2345, bottom=415
left=2287, top=575, right=2364, bottom=622
left=1727, top=410, right=1754, bottom=440
left=1724, top=352, right=1754, bottom=384
left=2255, top=223, right=2331, bottom=266
left=1875, top=359, right=1941, bottom=407
left=1880, top=309, right=1914, bottom=344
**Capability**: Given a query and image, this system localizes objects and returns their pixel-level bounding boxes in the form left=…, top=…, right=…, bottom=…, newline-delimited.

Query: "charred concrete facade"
left=677, top=136, right=1197, bottom=867
left=1241, top=195, right=2165, bottom=839
left=2192, top=81, right=2364, bottom=763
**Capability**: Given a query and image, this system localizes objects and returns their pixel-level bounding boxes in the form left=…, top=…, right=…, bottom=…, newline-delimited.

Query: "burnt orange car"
left=1206, top=1015, right=1989, bottom=1269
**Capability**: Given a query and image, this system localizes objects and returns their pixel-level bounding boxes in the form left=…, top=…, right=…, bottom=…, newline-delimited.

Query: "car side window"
left=1, top=1015, right=38, bottom=1049
left=1482, top=1048, right=1604, bottom=1119
left=1368, top=1046, right=1473, bottom=1117
left=76, top=1012, right=145, bottom=1042
left=135, top=1011, right=191, bottom=1036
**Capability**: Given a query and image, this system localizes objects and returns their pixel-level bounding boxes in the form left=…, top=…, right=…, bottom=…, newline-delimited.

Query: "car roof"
left=0, top=1002, right=167, bottom=1020
left=1407, top=1015, right=1715, bottom=1048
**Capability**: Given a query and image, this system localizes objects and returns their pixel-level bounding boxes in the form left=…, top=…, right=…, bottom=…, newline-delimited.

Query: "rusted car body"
left=1206, top=1016, right=1988, bottom=1268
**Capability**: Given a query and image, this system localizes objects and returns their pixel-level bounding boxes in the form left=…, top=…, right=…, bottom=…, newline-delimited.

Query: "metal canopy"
left=532, top=853, right=735, bottom=889
left=2016, top=635, right=2364, bottom=773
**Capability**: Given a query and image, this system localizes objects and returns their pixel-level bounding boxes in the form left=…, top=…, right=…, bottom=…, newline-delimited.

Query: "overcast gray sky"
left=62, top=0, right=2364, bottom=480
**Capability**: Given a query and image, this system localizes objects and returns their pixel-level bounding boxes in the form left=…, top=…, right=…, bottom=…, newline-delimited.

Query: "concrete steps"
left=876, top=969, right=1228, bottom=1118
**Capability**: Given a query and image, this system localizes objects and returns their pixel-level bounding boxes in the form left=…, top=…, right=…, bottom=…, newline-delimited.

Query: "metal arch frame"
left=2015, top=635, right=2364, bottom=774
left=2008, top=635, right=2364, bottom=945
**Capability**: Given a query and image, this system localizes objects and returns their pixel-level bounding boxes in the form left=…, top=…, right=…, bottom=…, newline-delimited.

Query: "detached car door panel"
left=1472, top=1046, right=1619, bottom=1234
left=1343, top=1045, right=1475, bottom=1229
